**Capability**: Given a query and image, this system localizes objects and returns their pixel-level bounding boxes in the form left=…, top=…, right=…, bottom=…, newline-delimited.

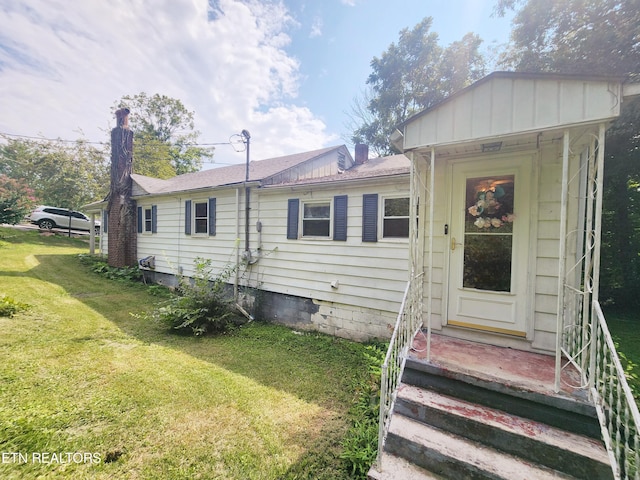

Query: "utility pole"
left=242, top=130, right=251, bottom=256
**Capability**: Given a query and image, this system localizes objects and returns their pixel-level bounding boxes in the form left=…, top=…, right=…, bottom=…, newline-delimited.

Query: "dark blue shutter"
left=185, top=200, right=192, bottom=235
left=287, top=199, right=299, bottom=239
left=151, top=205, right=157, bottom=233
left=362, top=194, right=378, bottom=242
left=208, top=198, right=216, bottom=236
left=137, top=206, right=143, bottom=233
left=333, top=195, right=348, bottom=241
left=102, top=210, right=108, bottom=234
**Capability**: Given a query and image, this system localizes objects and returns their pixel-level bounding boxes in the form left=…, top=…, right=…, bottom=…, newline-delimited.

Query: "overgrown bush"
left=0, top=295, right=29, bottom=317
left=154, top=258, right=240, bottom=336
left=341, top=342, right=386, bottom=478
left=78, top=254, right=142, bottom=282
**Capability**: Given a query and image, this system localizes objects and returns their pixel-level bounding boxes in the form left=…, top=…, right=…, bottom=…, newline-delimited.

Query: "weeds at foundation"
left=341, top=342, right=387, bottom=478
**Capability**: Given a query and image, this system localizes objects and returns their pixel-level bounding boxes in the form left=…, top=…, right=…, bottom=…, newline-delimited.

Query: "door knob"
left=451, top=237, right=462, bottom=251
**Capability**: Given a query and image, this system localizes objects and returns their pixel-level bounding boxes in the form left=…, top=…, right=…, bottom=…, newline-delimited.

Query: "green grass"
left=0, top=227, right=376, bottom=479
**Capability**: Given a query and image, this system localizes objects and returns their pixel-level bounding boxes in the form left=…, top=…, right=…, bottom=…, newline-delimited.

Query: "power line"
left=0, top=131, right=236, bottom=148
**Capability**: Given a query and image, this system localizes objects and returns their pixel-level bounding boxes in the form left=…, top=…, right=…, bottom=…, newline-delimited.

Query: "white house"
left=369, top=71, right=640, bottom=479
left=91, top=144, right=411, bottom=341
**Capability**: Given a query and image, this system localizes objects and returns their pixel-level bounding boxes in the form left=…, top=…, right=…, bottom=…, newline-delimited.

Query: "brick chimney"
left=107, top=108, right=137, bottom=268
left=354, top=144, right=368, bottom=165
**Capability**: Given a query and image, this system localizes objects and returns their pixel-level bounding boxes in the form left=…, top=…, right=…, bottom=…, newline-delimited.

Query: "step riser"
left=395, top=396, right=613, bottom=479
left=386, top=430, right=513, bottom=480
left=402, top=366, right=601, bottom=439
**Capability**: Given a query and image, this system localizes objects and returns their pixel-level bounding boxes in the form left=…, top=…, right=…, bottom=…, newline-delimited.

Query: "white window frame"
left=143, top=207, right=153, bottom=233
left=301, top=200, right=332, bottom=239
left=381, top=195, right=410, bottom=241
left=193, top=200, right=209, bottom=235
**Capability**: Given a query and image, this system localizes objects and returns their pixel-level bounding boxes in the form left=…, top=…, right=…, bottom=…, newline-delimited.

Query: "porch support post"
left=426, top=148, right=435, bottom=361
left=89, top=212, right=96, bottom=255
left=588, top=123, right=606, bottom=392
left=555, top=130, right=571, bottom=393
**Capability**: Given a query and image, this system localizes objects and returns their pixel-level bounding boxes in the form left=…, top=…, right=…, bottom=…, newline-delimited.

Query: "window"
left=137, top=205, right=157, bottom=233
left=303, top=202, right=331, bottom=237
left=185, top=199, right=216, bottom=236
left=194, top=201, right=208, bottom=234
left=382, top=197, right=410, bottom=238
left=287, top=196, right=347, bottom=240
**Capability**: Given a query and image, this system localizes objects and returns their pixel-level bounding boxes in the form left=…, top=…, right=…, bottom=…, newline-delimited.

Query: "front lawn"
left=0, top=227, right=377, bottom=479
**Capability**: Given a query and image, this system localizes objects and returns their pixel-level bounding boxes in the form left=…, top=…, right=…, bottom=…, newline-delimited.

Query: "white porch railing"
left=376, top=276, right=423, bottom=469
left=591, top=301, right=640, bottom=480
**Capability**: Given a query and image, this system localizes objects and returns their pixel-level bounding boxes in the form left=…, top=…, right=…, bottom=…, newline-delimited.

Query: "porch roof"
left=396, top=71, right=625, bottom=153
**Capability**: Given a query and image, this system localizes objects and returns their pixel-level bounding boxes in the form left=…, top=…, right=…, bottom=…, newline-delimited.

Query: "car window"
left=71, top=212, right=88, bottom=220
left=49, top=208, right=70, bottom=217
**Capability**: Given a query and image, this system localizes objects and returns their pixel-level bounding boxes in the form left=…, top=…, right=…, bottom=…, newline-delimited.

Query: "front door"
left=447, top=156, right=531, bottom=337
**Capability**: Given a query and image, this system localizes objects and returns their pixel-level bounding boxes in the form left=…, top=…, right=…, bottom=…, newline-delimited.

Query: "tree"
left=496, top=0, right=640, bottom=308
left=496, top=0, right=640, bottom=76
left=113, top=93, right=214, bottom=178
left=0, top=174, right=36, bottom=224
left=350, top=18, right=486, bottom=156
left=0, top=136, right=109, bottom=210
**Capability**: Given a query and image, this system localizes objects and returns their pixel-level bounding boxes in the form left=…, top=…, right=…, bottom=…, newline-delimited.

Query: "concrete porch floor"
left=409, top=331, right=589, bottom=401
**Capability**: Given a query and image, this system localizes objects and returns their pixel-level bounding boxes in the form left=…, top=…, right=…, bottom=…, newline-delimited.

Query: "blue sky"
left=0, top=0, right=514, bottom=168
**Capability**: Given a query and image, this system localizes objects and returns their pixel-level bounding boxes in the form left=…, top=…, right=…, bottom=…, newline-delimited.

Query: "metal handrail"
left=591, top=301, right=640, bottom=480
left=375, top=278, right=422, bottom=469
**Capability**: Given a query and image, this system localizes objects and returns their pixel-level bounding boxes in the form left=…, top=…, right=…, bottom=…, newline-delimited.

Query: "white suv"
left=29, top=206, right=100, bottom=234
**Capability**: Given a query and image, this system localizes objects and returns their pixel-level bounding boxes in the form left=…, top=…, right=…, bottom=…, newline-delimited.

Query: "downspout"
left=555, top=130, right=570, bottom=393
left=234, top=188, right=240, bottom=301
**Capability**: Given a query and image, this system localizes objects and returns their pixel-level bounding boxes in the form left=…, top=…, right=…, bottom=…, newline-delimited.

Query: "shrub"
left=0, top=295, right=29, bottom=317
left=154, top=258, right=240, bottom=336
left=78, top=254, right=142, bottom=282
left=0, top=175, right=36, bottom=225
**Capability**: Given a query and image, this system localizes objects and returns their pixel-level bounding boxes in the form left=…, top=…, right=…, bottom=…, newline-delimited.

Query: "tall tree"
left=113, top=93, right=214, bottom=178
left=350, top=18, right=486, bottom=156
left=496, top=0, right=640, bottom=75
left=496, top=0, right=640, bottom=308
left=0, top=136, right=109, bottom=210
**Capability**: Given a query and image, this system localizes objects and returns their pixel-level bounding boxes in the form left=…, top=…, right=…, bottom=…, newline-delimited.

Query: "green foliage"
left=78, top=254, right=142, bottom=283
left=0, top=174, right=37, bottom=224
left=114, top=93, right=214, bottom=177
left=497, top=0, right=640, bottom=76
left=0, top=135, right=109, bottom=209
left=341, top=342, right=387, bottom=478
left=154, top=258, right=240, bottom=336
left=349, top=18, right=485, bottom=156
left=0, top=294, right=29, bottom=317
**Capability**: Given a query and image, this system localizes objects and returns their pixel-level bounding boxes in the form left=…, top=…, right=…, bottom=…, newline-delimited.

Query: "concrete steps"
left=368, top=357, right=613, bottom=480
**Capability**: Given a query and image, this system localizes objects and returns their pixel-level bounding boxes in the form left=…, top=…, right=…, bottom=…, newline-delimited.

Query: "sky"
left=0, top=0, right=515, bottom=169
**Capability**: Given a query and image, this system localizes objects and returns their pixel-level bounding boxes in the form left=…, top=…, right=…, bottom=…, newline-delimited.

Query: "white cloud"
left=309, top=16, right=323, bottom=38
left=0, top=0, right=337, bottom=167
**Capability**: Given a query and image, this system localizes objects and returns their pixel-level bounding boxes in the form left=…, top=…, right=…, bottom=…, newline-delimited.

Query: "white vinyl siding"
left=257, top=180, right=409, bottom=319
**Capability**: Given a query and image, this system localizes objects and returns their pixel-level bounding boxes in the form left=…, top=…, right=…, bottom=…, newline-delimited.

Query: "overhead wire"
left=0, top=131, right=236, bottom=149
